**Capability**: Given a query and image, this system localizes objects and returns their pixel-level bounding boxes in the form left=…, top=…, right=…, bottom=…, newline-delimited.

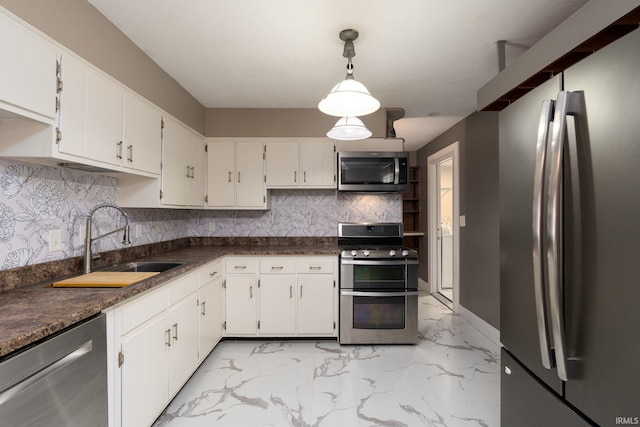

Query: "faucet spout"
left=84, top=203, right=131, bottom=274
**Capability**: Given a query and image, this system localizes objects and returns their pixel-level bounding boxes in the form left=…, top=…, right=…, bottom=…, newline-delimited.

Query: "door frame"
left=427, top=142, right=460, bottom=310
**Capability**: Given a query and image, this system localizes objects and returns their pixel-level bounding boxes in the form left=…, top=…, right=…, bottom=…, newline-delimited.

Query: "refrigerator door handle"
left=532, top=99, right=555, bottom=370
left=546, top=90, right=585, bottom=382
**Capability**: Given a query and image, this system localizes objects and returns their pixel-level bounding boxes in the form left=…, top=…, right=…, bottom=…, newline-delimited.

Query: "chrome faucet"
left=84, top=203, right=131, bottom=274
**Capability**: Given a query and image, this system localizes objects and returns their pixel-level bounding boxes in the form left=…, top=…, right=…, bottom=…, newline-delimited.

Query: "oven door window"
left=354, top=264, right=405, bottom=290
left=341, top=158, right=395, bottom=184
left=353, top=295, right=405, bottom=329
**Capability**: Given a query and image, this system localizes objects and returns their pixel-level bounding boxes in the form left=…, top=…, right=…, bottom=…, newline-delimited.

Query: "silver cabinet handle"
left=0, top=340, right=92, bottom=405
left=209, top=271, right=217, bottom=277
left=271, top=266, right=284, bottom=270
left=190, top=166, right=195, bottom=178
left=290, top=285, right=293, bottom=298
left=303, top=171, right=307, bottom=183
left=249, top=286, right=253, bottom=298
left=309, top=266, right=322, bottom=271
left=546, top=90, right=586, bottom=381
left=172, top=323, right=178, bottom=341
left=300, top=285, right=302, bottom=298
left=116, top=141, right=123, bottom=159
left=532, top=98, right=555, bottom=370
left=186, top=165, right=191, bottom=178
left=165, top=329, right=171, bottom=347
left=228, top=171, right=232, bottom=182
left=127, top=145, right=133, bottom=163
left=234, top=265, right=247, bottom=270
left=294, top=171, right=297, bottom=183
left=238, top=172, right=241, bottom=183
left=201, top=301, right=206, bottom=316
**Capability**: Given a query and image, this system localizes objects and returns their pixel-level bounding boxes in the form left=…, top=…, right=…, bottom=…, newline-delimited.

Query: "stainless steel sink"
left=102, top=261, right=185, bottom=273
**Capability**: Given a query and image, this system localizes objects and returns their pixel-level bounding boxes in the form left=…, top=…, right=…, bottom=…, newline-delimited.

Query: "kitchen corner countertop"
left=0, top=241, right=339, bottom=359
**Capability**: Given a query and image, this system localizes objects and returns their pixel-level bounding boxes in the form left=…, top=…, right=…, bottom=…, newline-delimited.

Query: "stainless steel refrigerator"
left=499, top=27, right=640, bottom=426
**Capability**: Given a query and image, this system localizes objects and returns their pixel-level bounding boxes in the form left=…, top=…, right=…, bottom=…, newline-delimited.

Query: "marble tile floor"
left=153, top=293, right=500, bottom=427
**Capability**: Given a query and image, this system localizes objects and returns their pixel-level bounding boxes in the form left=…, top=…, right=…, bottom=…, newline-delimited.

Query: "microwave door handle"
left=394, top=158, right=400, bottom=184
left=532, top=98, right=555, bottom=370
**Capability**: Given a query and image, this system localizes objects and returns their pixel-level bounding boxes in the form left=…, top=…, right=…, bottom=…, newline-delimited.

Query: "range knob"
left=363, top=250, right=370, bottom=257
left=389, top=250, right=397, bottom=256
left=351, top=250, right=358, bottom=257
left=402, top=250, right=410, bottom=257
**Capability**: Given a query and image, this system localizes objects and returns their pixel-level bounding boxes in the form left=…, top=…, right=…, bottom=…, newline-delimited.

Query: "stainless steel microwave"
left=337, top=151, right=409, bottom=192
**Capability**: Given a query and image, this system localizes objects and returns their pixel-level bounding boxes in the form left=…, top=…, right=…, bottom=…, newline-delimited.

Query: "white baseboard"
left=457, top=304, right=500, bottom=347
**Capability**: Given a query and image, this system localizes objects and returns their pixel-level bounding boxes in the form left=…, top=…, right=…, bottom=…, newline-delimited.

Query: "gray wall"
left=206, top=108, right=387, bottom=138
left=416, top=111, right=500, bottom=329
left=0, top=0, right=205, bottom=134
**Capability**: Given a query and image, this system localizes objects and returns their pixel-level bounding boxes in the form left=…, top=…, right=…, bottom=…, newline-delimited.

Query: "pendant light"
left=326, top=116, right=372, bottom=140
left=318, top=29, right=380, bottom=118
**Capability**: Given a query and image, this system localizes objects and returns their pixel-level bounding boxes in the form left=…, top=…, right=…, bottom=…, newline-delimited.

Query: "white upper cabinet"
left=206, top=139, right=269, bottom=210
left=265, top=138, right=336, bottom=189
left=0, top=10, right=57, bottom=122
left=265, top=140, right=299, bottom=187
left=161, top=115, right=204, bottom=207
left=122, top=92, right=162, bottom=175
left=300, top=139, right=336, bottom=187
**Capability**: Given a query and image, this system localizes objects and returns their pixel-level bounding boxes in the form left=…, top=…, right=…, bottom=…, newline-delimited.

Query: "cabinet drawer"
left=168, top=275, right=198, bottom=306
left=121, top=288, right=168, bottom=335
left=297, top=259, right=335, bottom=274
left=198, top=260, right=222, bottom=285
left=260, top=258, right=296, bottom=274
left=225, top=258, right=257, bottom=274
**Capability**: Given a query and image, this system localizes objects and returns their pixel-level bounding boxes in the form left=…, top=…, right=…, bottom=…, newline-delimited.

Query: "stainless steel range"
left=338, top=222, right=419, bottom=344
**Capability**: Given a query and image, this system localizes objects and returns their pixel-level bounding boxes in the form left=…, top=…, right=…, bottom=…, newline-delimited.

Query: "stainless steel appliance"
left=500, top=28, right=640, bottom=426
left=0, top=314, right=108, bottom=427
left=337, top=151, right=409, bottom=192
left=338, top=222, right=419, bottom=344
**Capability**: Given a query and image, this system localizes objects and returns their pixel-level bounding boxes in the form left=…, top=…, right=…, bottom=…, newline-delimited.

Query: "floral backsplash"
left=0, top=158, right=401, bottom=269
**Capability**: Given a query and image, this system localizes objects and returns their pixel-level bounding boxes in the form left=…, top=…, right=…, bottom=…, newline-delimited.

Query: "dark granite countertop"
left=0, top=237, right=339, bottom=359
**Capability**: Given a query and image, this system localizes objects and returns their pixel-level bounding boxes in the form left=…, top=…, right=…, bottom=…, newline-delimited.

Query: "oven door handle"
left=340, top=259, right=419, bottom=266
left=340, top=290, right=419, bottom=297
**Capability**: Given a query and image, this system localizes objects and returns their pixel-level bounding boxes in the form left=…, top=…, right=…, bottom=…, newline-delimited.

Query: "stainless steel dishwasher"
left=0, top=314, right=108, bottom=427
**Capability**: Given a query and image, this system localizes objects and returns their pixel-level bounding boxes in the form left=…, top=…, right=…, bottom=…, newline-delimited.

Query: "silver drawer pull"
left=165, top=329, right=171, bottom=347
left=172, top=323, right=178, bottom=341
left=271, top=266, right=284, bottom=270
left=201, top=301, right=206, bottom=316
left=209, top=271, right=218, bottom=277
left=309, top=266, right=322, bottom=270
left=234, top=265, right=247, bottom=269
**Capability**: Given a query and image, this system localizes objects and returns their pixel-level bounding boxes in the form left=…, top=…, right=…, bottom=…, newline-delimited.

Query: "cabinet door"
left=161, top=116, right=191, bottom=206
left=235, top=141, right=266, bottom=208
left=207, top=140, right=236, bottom=207
left=297, top=275, right=335, bottom=335
left=300, top=139, right=336, bottom=188
left=259, top=275, right=297, bottom=335
left=188, top=135, right=205, bottom=206
left=121, top=314, right=169, bottom=427
left=85, top=71, right=123, bottom=165
left=167, top=293, right=199, bottom=397
left=57, top=54, right=88, bottom=157
left=225, top=275, right=258, bottom=335
left=198, top=277, right=223, bottom=360
left=0, top=12, right=57, bottom=120
left=123, top=92, right=161, bottom=175
left=265, top=140, right=299, bottom=187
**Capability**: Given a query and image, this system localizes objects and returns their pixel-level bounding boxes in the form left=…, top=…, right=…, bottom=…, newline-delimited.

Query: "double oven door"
left=339, top=258, right=418, bottom=344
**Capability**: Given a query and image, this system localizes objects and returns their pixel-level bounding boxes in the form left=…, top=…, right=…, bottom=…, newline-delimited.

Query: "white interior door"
left=428, top=143, right=459, bottom=310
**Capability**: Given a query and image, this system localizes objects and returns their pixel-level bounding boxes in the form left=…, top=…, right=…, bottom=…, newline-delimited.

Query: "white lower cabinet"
left=197, top=261, right=223, bottom=361
left=110, top=260, right=224, bottom=427
left=224, top=256, right=338, bottom=338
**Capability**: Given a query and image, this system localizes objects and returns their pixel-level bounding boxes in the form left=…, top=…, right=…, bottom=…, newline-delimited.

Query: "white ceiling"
left=87, top=0, right=588, bottom=151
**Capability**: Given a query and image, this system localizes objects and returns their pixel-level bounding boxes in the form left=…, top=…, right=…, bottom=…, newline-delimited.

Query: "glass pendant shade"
left=326, top=116, right=372, bottom=140
left=318, top=78, right=381, bottom=117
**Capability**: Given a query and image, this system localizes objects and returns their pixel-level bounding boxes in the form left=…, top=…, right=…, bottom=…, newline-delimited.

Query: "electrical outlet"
left=460, top=215, right=466, bottom=227
left=49, top=229, right=62, bottom=252
left=135, top=225, right=142, bottom=239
